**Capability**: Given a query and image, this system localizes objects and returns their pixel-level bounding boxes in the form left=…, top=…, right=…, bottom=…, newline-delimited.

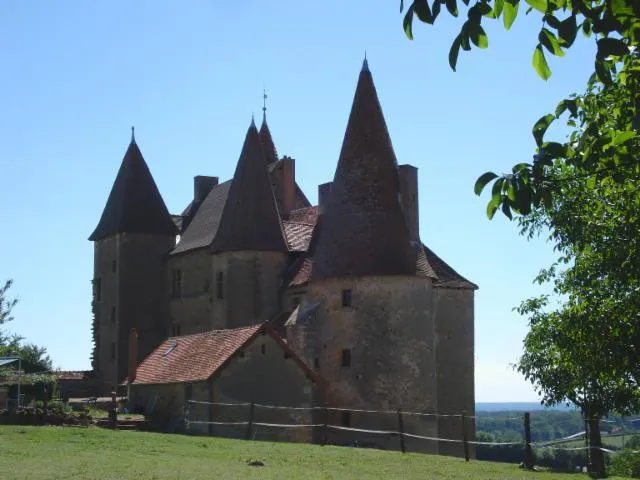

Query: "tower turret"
left=89, top=129, right=176, bottom=388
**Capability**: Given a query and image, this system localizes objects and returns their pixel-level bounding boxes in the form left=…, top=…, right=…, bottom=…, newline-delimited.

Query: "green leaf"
left=503, top=0, right=519, bottom=30
left=486, top=200, right=499, bottom=219
left=597, top=38, right=629, bottom=58
left=540, top=141, right=566, bottom=157
left=532, top=44, right=552, bottom=81
left=611, top=131, right=637, bottom=146
left=446, top=0, right=458, bottom=16
left=487, top=0, right=504, bottom=18
left=414, top=0, right=434, bottom=23
left=557, top=15, right=578, bottom=47
left=555, top=98, right=578, bottom=117
left=403, top=5, right=415, bottom=40
left=432, top=0, right=441, bottom=21
left=532, top=114, right=555, bottom=146
left=595, top=57, right=613, bottom=86
left=539, top=28, right=565, bottom=56
left=474, top=172, right=499, bottom=195
left=507, top=182, right=517, bottom=202
left=501, top=201, right=514, bottom=219
left=449, top=34, right=462, bottom=71
left=469, top=23, right=489, bottom=48
left=582, top=20, right=592, bottom=38
left=512, top=163, right=531, bottom=174
left=586, top=175, right=597, bottom=189
left=524, top=0, right=547, bottom=13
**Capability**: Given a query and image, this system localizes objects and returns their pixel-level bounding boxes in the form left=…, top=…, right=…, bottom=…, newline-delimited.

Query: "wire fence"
left=184, top=399, right=640, bottom=460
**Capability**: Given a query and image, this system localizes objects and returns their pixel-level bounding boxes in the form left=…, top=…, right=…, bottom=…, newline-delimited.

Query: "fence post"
left=461, top=410, right=470, bottom=461
left=523, top=412, right=534, bottom=469
left=184, top=400, right=191, bottom=432
left=322, top=407, right=328, bottom=446
left=245, top=402, right=255, bottom=440
left=109, top=390, right=117, bottom=429
left=397, top=409, right=406, bottom=454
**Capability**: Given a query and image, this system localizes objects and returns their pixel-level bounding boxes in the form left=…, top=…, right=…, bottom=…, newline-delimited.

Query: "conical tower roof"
left=311, top=59, right=415, bottom=279
left=89, top=130, right=176, bottom=241
left=211, top=120, right=287, bottom=252
left=259, top=114, right=279, bottom=164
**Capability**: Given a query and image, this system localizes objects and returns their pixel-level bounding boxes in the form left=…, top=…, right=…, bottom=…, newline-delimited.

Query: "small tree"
left=0, top=279, right=18, bottom=325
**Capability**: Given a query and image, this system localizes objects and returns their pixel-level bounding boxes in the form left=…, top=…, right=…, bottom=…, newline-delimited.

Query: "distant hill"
left=476, top=402, right=578, bottom=412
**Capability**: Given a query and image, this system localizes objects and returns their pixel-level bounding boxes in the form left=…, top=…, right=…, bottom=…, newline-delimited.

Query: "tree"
left=0, top=279, right=51, bottom=371
left=399, top=0, right=639, bottom=218
left=514, top=97, right=640, bottom=475
left=0, top=279, right=18, bottom=325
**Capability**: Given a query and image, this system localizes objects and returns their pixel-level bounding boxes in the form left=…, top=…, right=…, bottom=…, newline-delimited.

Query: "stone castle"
left=89, top=59, right=477, bottom=453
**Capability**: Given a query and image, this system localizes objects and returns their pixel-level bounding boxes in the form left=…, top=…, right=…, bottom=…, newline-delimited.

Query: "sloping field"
left=0, top=426, right=624, bottom=480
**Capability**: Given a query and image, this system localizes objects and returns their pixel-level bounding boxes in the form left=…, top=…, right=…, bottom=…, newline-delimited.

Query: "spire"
left=89, top=131, right=176, bottom=241
left=259, top=92, right=279, bottom=164
left=311, top=60, right=415, bottom=279
left=362, top=52, right=369, bottom=72
left=130, top=126, right=136, bottom=144
left=211, top=120, right=287, bottom=253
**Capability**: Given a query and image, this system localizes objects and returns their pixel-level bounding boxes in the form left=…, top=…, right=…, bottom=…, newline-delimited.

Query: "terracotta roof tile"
left=132, top=325, right=261, bottom=385
left=283, top=222, right=315, bottom=252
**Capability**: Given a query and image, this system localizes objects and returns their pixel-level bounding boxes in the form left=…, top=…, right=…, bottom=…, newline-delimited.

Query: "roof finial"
left=130, top=126, right=136, bottom=144
left=362, top=52, right=369, bottom=72
left=251, top=113, right=256, bottom=128
left=262, top=87, right=268, bottom=122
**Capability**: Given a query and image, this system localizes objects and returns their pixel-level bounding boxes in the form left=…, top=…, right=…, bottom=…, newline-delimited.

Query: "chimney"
left=281, top=157, right=295, bottom=217
left=318, top=182, right=332, bottom=214
left=128, top=328, right=138, bottom=384
left=398, top=165, right=420, bottom=242
left=194, top=176, right=219, bottom=204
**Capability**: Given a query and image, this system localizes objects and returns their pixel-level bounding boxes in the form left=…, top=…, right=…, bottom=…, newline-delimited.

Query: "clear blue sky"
left=0, top=1, right=595, bottom=401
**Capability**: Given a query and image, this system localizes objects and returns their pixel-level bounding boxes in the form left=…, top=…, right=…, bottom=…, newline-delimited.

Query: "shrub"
left=610, top=450, right=640, bottom=478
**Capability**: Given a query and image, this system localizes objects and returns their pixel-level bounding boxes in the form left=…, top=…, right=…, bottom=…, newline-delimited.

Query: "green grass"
left=0, top=426, right=626, bottom=480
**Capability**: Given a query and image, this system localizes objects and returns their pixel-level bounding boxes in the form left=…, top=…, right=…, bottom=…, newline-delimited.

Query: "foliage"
left=0, top=279, right=18, bottom=325
left=0, top=426, right=620, bottom=480
left=401, top=0, right=639, bottom=219
left=0, top=279, right=52, bottom=371
left=610, top=449, right=640, bottom=478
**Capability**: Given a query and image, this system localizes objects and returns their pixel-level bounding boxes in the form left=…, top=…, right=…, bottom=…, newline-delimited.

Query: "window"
left=261, top=344, right=266, bottom=355
left=216, top=272, right=224, bottom=299
left=341, top=349, right=351, bottom=367
left=110, top=342, right=116, bottom=360
left=314, top=358, right=320, bottom=369
left=171, top=325, right=181, bottom=337
left=203, top=279, right=210, bottom=293
left=94, top=278, right=102, bottom=302
left=341, top=411, right=351, bottom=427
left=110, top=306, right=116, bottom=324
left=172, top=269, right=182, bottom=298
left=111, top=260, right=117, bottom=273
left=341, top=289, right=352, bottom=307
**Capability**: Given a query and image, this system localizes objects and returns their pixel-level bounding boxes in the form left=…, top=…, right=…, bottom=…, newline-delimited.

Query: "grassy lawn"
left=0, top=426, right=626, bottom=480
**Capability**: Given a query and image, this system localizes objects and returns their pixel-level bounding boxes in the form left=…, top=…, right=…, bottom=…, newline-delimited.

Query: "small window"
left=216, top=271, right=224, bottom=299
left=94, top=278, right=102, bottom=302
left=342, top=289, right=352, bottom=307
left=172, top=269, right=182, bottom=298
left=261, top=344, right=266, bottom=355
left=314, top=358, right=320, bottom=369
left=110, top=306, right=116, bottom=324
left=341, top=411, right=351, bottom=427
left=110, top=342, right=116, bottom=360
left=341, top=349, right=351, bottom=367
left=111, top=260, right=117, bottom=273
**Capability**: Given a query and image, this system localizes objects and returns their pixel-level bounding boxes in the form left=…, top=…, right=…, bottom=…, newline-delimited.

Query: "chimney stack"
left=281, top=157, right=295, bottom=217
left=128, top=328, right=138, bottom=383
left=398, top=165, right=420, bottom=242
left=318, top=182, right=332, bottom=214
left=194, top=176, right=219, bottom=204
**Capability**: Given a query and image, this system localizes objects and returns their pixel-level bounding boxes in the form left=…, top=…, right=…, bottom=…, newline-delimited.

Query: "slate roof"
left=210, top=121, right=287, bottom=253
left=283, top=206, right=318, bottom=252
left=130, top=323, right=320, bottom=385
left=171, top=180, right=231, bottom=255
left=89, top=137, right=177, bottom=241
left=311, top=59, right=416, bottom=279
left=259, top=116, right=279, bottom=164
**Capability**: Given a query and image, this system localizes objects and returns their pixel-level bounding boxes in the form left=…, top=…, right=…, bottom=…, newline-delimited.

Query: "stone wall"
left=290, top=275, right=439, bottom=452
left=433, top=286, right=476, bottom=458
left=167, top=249, right=213, bottom=335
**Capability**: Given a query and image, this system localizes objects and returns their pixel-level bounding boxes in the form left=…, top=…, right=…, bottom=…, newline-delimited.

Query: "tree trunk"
left=588, top=416, right=606, bottom=478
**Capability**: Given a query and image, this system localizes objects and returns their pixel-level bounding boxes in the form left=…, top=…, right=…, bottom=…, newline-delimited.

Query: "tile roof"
left=210, top=121, right=287, bottom=253
left=424, top=245, right=478, bottom=289
left=283, top=206, right=318, bottom=252
left=171, top=180, right=231, bottom=255
left=311, top=59, right=416, bottom=279
left=89, top=137, right=177, bottom=241
left=259, top=116, right=279, bottom=164
left=130, top=322, right=321, bottom=385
